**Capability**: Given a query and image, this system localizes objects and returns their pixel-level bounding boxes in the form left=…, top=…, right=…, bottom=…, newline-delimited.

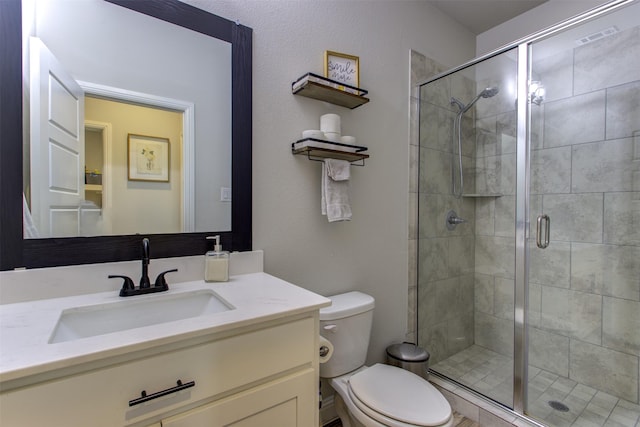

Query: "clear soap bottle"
left=204, top=235, right=229, bottom=282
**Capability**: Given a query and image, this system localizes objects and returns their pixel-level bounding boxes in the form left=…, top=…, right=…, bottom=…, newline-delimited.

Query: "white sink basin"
left=49, top=290, right=234, bottom=343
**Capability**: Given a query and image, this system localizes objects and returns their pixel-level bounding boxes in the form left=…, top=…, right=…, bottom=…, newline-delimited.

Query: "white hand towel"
left=325, top=158, right=350, bottom=181
left=321, top=159, right=352, bottom=222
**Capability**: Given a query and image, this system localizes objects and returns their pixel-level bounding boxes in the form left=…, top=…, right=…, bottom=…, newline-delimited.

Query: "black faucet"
left=140, top=237, right=151, bottom=289
left=109, top=238, right=178, bottom=297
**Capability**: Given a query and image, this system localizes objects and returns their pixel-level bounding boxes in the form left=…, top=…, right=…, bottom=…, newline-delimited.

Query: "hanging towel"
left=321, top=159, right=352, bottom=222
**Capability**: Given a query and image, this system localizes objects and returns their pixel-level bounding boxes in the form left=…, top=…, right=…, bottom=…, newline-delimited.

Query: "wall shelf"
left=292, top=73, right=369, bottom=109
left=292, top=138, right=369, bottom=165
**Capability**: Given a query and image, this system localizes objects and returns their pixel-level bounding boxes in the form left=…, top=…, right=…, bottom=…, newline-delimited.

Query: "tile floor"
left=432, top=345, right=640, bottom=427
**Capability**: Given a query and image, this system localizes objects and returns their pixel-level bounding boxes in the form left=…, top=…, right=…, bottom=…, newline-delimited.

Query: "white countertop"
left=0, top=272, right=331, bottom=386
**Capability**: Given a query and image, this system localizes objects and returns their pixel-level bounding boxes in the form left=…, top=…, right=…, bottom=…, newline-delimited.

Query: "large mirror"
left=0, top=0, right=252, bottom=270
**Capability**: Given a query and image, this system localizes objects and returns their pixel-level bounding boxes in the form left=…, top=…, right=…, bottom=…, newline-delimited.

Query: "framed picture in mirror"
left=127, top=134, right=170, bottom=182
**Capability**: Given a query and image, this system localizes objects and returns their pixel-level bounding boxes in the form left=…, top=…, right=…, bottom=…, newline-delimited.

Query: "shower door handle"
left=536, top=214, right=550, bottom=249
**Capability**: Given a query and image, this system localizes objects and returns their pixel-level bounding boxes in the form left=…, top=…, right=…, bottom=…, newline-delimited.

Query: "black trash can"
left=386, top=342, right=430, bottom=380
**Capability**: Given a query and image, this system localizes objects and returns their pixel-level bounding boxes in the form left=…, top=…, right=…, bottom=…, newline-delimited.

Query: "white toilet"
left=320, top=291, right=453, bottom=427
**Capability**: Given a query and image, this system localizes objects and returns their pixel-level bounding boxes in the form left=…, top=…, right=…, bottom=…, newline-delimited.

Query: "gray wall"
left=184, top=0, right=477, bottom=367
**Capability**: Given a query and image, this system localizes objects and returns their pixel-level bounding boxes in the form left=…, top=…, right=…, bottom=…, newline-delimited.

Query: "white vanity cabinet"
left=0, top=315, right=319, bottom=427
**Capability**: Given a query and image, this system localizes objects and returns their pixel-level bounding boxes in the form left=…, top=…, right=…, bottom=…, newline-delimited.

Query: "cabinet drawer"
left=0, top=317, right=315, bottom=426
left=162, top=368, right=316, bottom=427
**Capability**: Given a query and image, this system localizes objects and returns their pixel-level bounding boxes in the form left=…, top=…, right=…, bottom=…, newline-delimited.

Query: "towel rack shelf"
left=292, top=146, right=369, bottom=166
left=292, top=73, right=370, bottom=109
left=292, top=138, right=369, bottom=165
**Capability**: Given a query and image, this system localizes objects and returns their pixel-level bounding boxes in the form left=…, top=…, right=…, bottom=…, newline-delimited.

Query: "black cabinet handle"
left=128, top=379, right=195, bottom=406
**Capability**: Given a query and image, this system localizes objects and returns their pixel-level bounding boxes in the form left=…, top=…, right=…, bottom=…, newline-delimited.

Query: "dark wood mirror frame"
left=0, top=0, right=252, bottom=271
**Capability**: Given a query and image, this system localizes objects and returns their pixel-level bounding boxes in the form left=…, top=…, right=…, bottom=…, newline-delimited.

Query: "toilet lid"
left=348, top=364, right=451, bottom=427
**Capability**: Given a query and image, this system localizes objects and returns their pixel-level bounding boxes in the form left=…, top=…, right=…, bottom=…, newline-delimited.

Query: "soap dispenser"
left=205, top=235, right=229, bottom=282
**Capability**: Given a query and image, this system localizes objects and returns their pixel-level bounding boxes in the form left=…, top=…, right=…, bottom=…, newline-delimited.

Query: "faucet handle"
left=109, top=275, right=135, bottom=296
left=154, top=269, right=178, bottom=289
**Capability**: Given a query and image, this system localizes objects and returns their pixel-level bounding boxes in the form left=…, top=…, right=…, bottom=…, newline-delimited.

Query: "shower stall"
left=416, top=1, right=639, bottom=426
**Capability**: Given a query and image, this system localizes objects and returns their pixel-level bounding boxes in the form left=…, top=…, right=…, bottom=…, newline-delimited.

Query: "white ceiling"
left=427, top=0, right=549, bottom=34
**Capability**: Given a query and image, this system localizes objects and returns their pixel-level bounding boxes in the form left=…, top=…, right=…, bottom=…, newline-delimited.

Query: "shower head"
left=479, top=86, right=499, bottom=98
left=451, top=86, right=499, bottom=114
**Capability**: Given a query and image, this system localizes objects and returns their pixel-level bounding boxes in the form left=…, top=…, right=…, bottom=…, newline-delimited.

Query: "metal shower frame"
left=416, top=0, right=636, bottom=421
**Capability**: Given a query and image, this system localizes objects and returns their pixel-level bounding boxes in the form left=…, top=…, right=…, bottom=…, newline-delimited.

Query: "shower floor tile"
left=432, top=345, right=640, bottom=427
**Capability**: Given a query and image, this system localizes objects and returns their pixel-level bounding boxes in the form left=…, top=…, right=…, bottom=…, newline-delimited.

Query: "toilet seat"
left=347, top=364, right=452, bottom=427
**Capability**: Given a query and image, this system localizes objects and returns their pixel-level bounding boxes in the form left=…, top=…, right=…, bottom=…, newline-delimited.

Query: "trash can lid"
left=386, top=343, right=429, bottom=362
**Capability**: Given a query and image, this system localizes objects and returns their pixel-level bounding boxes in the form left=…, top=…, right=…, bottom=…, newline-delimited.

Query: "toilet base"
left=334, top=392, right=366, bottom=427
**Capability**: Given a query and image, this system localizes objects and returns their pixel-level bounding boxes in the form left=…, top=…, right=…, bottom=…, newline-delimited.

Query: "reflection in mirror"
left=23, top=0, right=232, bottom=238
left=0, top=0, right=252, bottom=270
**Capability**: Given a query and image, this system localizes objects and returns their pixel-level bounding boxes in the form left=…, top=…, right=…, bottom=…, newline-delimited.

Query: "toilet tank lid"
left=320, top=291, right=375, bottom=320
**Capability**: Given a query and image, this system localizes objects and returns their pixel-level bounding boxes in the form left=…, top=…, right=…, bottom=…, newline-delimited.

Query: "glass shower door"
left=417, top=48, right=518, bottom=409
left=525, top=3, right=640, bottom=425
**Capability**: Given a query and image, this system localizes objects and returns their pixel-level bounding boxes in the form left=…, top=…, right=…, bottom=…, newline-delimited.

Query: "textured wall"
left=183, top=0, right=476, bottom=367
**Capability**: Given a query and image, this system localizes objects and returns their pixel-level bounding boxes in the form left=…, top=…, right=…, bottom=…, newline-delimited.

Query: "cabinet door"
left=162, top=368, right=316, bottom=427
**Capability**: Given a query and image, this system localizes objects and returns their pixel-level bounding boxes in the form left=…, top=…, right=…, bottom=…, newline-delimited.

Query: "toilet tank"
left=319, top=291, right=375, bottom=378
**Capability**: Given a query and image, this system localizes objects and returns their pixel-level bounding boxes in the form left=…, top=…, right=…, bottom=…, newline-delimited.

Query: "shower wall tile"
left=436, top=278, right=460, bottom=323
left=418, top=237, right=449, bottom=281
left=493, top=277, right=514, bottom=321
left=410, top=50, right=426, bottom=86
left=418, top=279, right=438, bottom=332
left=448, top=236, right=475, bottom=277
left=494, top=195, right=515, bottom=238
left=409, top=144, right=419, bottom=193
left=411, top=50, right=445, bottom=88
left=603, top=297, right=640, bottom=356
left=528, top=283, right=542, bottom=328
left=543, top=193, right=603, bottom=243
left=460, top=115, right=476, bottom=158
left=529, top=106, right=544, bottom=151
left=533, top=49, right=573, bottom=103
left=474, top=273, right=494, bottom=315
left=571, top=243, right=640, bottom=301
left=474, top=198, right=495, bottom=236
left=475, top=153, right=516, bottom=196
left=462, top=154, right=476, bottom=195
left=529, top=241, right=571, bottom=288
left=606, top=80, right=640, bottom=140
left=475, top=235, right=515, bottom=278
left=574, top=26, right=640, bottom=95
left=420, top=147, right=451, bottom=194
left=529, top=327, right=569, bottom=377
left=476, top=128, right=498, bottom=159
left=572, top=137, right=637, bottom=193
left=474, top=311, right=514, bottom=357
left=420, top=103, right=453, bottom=151
left=604, top=192, right=640, bottom=246
left=543, top=91, right=605, bottom=148
left=476, top=116, right=496, bottom=135
left=409, top=192, right=418, bottom=241
left=418, top=193, right=440, bottom=238
left=496, top=111, right=517, bottom=143
left=531, top=146, right=571, bottom=194
left=420, top=75, right=450, bottom=110
left=570, top=339, right=639, bottom=403
left=540, top=287, right=602, bottom=345
left=420, top=319, right=448, bottom=364
left=447, top=311, right=474, bottom=354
